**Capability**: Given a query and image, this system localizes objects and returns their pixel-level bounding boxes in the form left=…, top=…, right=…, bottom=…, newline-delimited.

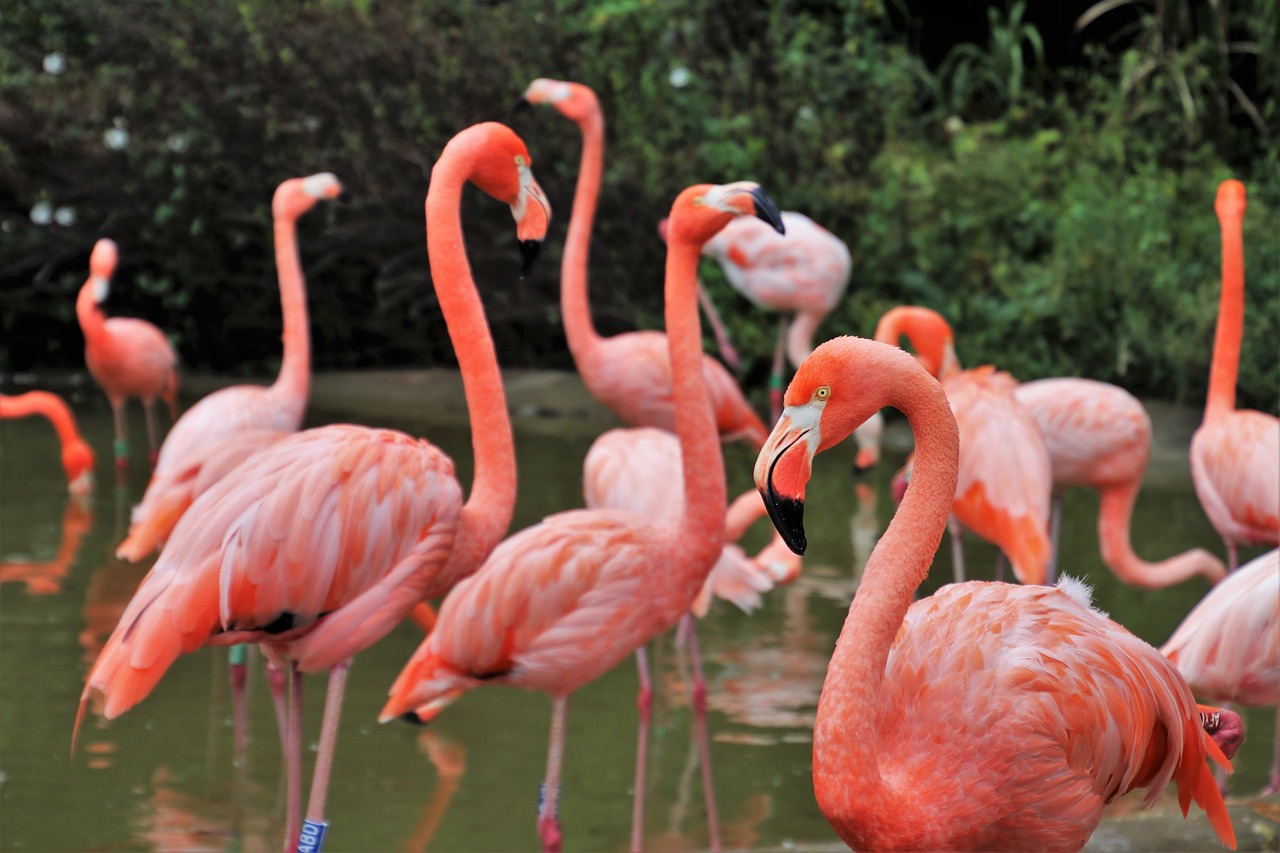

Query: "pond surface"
left=0, top=382, right=1274, bottom=852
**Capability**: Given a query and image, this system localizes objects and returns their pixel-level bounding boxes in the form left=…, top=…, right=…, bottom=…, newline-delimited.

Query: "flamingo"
left=76, top=122, right=550, bottom=852
left=522, top=78, right=769, bottom=448
left=582, top=425, right=799, bottom=851
left=116, top=173, right=344, bottom=563
left=1163, top=549, right=1280, bottom=794
left=1015, top=378, right=1227, bottom=587
left=76, top=238, right=179, bottom=469
left=380, top=181, right=785, bottom=853
left=1190, top=180, right=1279, bottom=571
left=0, top=391, right=95, bottom=495
left=877, top=306, right=1051, bottom=584
left=754, top=335, right=1237, bottom=851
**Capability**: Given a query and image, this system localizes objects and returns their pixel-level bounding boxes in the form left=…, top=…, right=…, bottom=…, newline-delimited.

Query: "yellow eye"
left=515, top=155, right=526, bottom=167
left=814, top=386, right=830, bottom=401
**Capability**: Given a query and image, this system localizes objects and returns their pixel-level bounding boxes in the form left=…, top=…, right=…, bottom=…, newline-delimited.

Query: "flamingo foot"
left=537, top=786, right=563, bottom=853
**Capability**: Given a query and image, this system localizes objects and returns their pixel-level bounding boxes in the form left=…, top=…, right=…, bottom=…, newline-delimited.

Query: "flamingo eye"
left=514, top=155, right=526, bottom=167
left=814, top=386, right=830, bottom=401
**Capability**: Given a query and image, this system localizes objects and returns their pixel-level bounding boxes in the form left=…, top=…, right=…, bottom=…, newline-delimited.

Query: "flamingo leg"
left=110, top=399, right=128, bottom=470
left=949, top=519, right=966, bottom=583
left=229, top=644, right=249, bottom=758
left=283, top=662, right=304, bottom=853
left=538, top=696, right=569, bottom=853
left=1264, top=707, right=1280, bottom=796
left=1225, top=540, right=1239, bottom=573
left=768, top=315, right=788, bottom=423
left=994, top=552, right=1006, bottom=583
left=696, top=282, right=740, bottom=372
left=630, top=646, right=652, bottom=853
left=1047, top=493, right=1063, bottom=584
left=300, top=658, right=351, bottom=851
left=143, top=399, right=161, bottom=467
left=682, top=614, right=721, bottom=851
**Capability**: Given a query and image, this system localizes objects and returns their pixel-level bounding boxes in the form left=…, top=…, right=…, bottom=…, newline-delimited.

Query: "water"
left=0, top=389, right=1274, bottom=852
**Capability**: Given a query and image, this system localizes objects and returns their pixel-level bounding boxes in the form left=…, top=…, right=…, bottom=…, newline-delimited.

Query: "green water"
left=0, top=391, right=1273, bottom=852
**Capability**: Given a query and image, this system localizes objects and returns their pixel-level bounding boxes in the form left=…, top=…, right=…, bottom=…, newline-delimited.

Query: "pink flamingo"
left=381, top=181, right=785, bottom=853
left=1015, top=378, right=1227, bottom=587
left=0, top=391, right=95, bottom=495
left=522, top=78, right=769, bottom=448
left=76, top=122, right=549, bottom=852
left=582, top=425, right=798, bottom=850
left=116, top=174, right=344, bottom=563
left=1163, top=548, right=1279, bottom=794
left=76, top=238, right=179, bottom=468
left=877, top=306, right=1051, bottom=584
left=1190, top=180, right=1279, bottom=571
left=754, top=335, right=1236, bottom=851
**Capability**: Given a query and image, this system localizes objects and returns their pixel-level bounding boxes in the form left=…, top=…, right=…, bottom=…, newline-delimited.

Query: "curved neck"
left=1097, top=484, right=1221, bottom=587
left=666, top=238, right=726, bottom=570
left=0, top=392, right=84, bottom=448
left=814, top=362, right=958, bottom=805
left=560, top=108, right=606, bottom=364
left=75, top=281, right=107, bottom=344
left=427, top=155, right=517, bottom=571
left=786, top=311, right=822, bottom=368
left=1206, top=205, right=1244, bottom=420
left=270, top=216, right=311, bottom=404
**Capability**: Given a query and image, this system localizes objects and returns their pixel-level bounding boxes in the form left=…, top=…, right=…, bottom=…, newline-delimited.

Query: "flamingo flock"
left=2, top=75, right=1274, bottom=853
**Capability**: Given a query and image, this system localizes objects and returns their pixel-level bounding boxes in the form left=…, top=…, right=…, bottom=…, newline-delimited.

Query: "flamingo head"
left=62, top=439, right=96, bottom=496
left=755, top=337, right=909, bottom=554
left=272, top=172, right=345, bottom=222
left=89, top=238, right=117, bottom=302
left=449, top=122, right=551, bottom=275
left=666, top=182, right=783, bottom=247
left=1215, top=179, right=1246, bottom=223
left=521, top=78, right=600, bottom=125
left=873, top=305, right=959, bottom=380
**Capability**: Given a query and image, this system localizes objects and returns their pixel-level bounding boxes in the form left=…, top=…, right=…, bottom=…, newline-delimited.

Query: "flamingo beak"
left=513, top=165, right=551, bottom=276
left=755, top=413, right=818, bottom=555
left=69, top=470, right=94, bottom=497
left=748, top=186, right=784, bottom=235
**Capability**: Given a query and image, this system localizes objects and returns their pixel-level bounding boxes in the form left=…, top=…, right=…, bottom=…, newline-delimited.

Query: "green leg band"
left=228, top=644, right=247, bottom=666
left=113, top=439, right=129, bottom=459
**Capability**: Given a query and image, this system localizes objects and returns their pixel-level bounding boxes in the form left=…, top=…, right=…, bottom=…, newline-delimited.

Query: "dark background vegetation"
left=2, top=0, right=1276, bottom=411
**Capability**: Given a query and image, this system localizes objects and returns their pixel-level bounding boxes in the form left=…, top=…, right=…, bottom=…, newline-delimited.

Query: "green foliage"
left=1, top=0, right=1275, bottom=413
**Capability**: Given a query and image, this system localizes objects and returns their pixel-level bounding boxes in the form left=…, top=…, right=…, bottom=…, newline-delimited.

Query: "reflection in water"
left=850, top=481, right=880, bottom=579
left=402, top=731, right=467, bottom=852
left=0, top=499, right=92, bottom=594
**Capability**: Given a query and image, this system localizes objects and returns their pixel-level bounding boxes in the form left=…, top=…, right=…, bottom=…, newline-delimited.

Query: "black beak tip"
left=400, top=711, right=428, bottom=727
left=518, top=239, right=542, bottom=276
left=851, top=461, right=871, bottom=477
left=760, top=487, right=807, bottom=555
left=749, top=187, right=785, bottom=235
left=512, top=98, right=532, bottom=115
left=337, top=190, right=352, bottom=204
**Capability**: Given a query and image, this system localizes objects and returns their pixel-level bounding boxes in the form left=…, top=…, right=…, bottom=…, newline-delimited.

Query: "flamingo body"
left=754, top=336, right=1236, bottom=851
left=1162, top=549, right=1279, bottom=708
left=118, top=173, right=343, bottom=561
left=1016, top=378, right=1226, bottom=587
left=945, top=367, right=1053, bottom=585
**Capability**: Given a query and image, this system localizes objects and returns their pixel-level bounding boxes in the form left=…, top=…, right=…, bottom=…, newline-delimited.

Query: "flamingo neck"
left=560, top=107, right=606, bottom=364
left=813, top=358, right=958, bottom=819
left=1205, top=206, right=1244, bottom=420
left=75, top=280, right=108, bottom=347
left=269, top=215, right=311, bottom=416
left=785, top=311, right=821, bottom=369
left=426, top=153, right=516, bottom=575
left=666, top=238, right=727, bottom=575
left=0, top=392, right=83, bottom=448
left=1097, top=484, right=1222, bottom=587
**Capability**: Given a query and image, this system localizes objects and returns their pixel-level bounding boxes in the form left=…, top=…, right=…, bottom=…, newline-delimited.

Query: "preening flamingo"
left=77, top=122, right=549, bottom=852
left=1190, top=180, right=1279, bottom=571
left=755, top=335, right=1237, bottom=851
left=1015, top=378, right=1227, bottom=587
left=0, top=391, right=95, bottom=495
left=876, top=306, right=1051, bottom=584
left=76, top=238, right=179, bottom=468
left=117, top=173, right=344, bottom=562
left=381, top=181, right=785, bottom=853
left=1163, top=549, right=1280, bottom=794
left=522, top=78, right=769, bottom=448
left=582, top=425, right=799, bottom=851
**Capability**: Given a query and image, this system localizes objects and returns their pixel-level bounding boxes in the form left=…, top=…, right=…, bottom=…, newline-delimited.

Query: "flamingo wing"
left=1015, top=378, right=1150, bottom=489
left=83, top=424, right=462, bottom=719
left=1162, top=549, right=1280, bottom=706
left=945, top=370, right=1052, bottom=583
left=703, top=212, right=850, bottom=312
left=1191, top=410, right=1280, bottom=546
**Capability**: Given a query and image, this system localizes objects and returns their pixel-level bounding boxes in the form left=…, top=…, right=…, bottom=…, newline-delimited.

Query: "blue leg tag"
left=296, top=819, right=329, bottom=853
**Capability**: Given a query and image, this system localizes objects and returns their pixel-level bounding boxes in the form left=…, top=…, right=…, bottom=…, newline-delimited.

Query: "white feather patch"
left=1057, top=574, right=1108, bottom=618
left=92, top=276, right=109, bottom=303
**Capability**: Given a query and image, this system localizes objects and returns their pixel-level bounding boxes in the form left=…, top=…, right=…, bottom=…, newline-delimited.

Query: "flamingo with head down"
left=0, top=391, right=95, bottom=496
